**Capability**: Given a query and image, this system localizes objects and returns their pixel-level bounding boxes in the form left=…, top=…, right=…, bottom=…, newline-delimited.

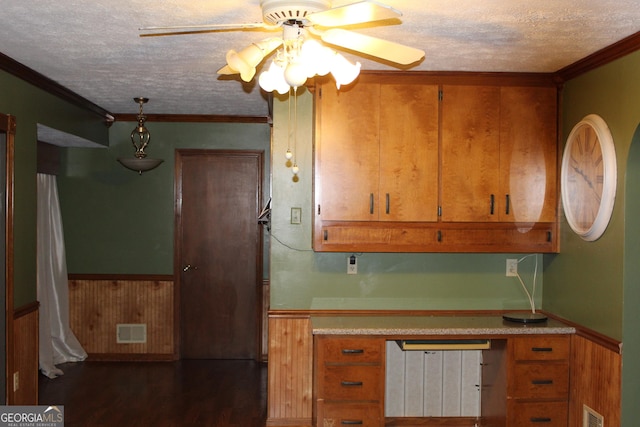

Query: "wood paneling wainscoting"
left=68, top=274, right=271, bottom=361
left=11, top=302, right=39, bottom=405
left=267, top=312, right=313, bottom=426
left=569, top=330, right=622, bottom=427
left=68, top=274, right=175, bottom=361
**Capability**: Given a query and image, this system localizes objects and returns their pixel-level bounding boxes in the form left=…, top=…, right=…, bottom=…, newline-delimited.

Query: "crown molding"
left=556, top=30, right=640, bottom=82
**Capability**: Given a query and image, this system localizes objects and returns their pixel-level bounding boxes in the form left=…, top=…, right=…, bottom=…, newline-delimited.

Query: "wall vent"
left=583, top=404, right=604, bottom=427
left=117, top=324, right=147, bottom=343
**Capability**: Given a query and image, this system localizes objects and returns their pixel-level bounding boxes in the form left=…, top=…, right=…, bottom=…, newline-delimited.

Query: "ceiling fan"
left=140, top=0, right=425, bottom=92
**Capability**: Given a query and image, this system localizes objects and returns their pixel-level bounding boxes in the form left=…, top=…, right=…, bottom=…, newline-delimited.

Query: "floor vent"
left=117, top=324, right=147, bottom=343
left=583, top=404, right=604, bottom=427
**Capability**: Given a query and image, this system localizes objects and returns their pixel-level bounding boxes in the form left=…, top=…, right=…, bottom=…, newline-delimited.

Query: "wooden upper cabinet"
left=315, top=81, right=439, bottom=222
left=313, top=75, right=559, bottom=253
left=315, top=82, right=381, bottom=221
left=441, top=85, right=501, bottom=222
left=499, top=86, right=557, bottom=223
left=441, top=85, right=557, bottom=223
left=379, top=84, right=439, bottom=222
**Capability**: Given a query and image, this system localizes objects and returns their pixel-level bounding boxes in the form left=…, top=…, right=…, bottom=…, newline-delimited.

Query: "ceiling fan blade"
left=321, top=28, right=424, bottom=65
left=307, top=0, right=401, bottom=27
left=139, top=22, right=280, bottom=37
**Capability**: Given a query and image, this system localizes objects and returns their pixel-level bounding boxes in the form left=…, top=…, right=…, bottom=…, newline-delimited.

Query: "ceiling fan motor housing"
left=260, top=0, right=331, bottom=25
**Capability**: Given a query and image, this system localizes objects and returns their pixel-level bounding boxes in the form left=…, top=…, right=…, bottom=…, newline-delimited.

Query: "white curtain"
left=37, top=173, right=86, bottom=378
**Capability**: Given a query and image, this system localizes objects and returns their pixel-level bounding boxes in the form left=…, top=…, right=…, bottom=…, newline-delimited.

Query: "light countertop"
left=311, top=314, right=575, bottom=336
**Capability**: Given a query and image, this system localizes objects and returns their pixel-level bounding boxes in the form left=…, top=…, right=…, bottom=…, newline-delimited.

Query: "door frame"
left=0, top=114, right=16, bottom=402
left=173, top=148, right=264, bottom=360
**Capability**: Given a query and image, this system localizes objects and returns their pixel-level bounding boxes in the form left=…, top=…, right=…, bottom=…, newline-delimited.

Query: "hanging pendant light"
left=117, top=97, right=163, bottom=174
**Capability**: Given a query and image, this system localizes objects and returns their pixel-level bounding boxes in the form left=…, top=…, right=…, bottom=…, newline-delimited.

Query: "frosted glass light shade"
left=118, top=157, right=164, bottom=174
left=331, top=54, right=361, bottom=89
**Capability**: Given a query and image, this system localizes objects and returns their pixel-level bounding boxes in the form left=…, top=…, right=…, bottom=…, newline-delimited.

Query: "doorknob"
left=183, top=264, right=198, bottom=272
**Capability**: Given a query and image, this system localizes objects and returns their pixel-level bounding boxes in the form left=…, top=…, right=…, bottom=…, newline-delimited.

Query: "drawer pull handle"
left=530, top=417, right=552, bottom=423
left=341, top=421, right=363, bottom=425
left=531, top=347, right=553, bottom=352
left=340, top=381, right=363, bottom=387
left=341, top=349, right=364, bottom=354
left=531, top=379, right=553, bottom=385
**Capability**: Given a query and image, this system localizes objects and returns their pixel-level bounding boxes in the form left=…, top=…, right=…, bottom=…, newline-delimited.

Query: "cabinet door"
left=441, top=85, right=501, bottom=221
left=379, top=84, right=439, bottom=222
left=316, top=82, right=380, bottom=221
left=499, top=86, right=557, bottom=223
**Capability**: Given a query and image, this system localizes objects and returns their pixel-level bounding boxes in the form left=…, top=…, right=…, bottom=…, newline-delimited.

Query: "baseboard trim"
left=86, top=353, right=176, bottom=362
left=386, top=416, right=480, bottom=426
left=265, top=417, right=311, bottom=427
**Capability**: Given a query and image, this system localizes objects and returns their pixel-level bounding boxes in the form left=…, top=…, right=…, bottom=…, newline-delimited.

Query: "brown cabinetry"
left=441, top=85, right=557, bottom=224
left=314, top=336, right=385, bottom=427
left=315, top=81, right=439, bottom=223
left=506, top=335, right=570, bottom=426
left=313, top=74, right=559, bottom=253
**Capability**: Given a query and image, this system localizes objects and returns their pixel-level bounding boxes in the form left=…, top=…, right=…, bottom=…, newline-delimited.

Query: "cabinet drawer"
left=318, top=337, right=383, bottom=363
left=320, top=365, right=383, bottom=401
left=511, top=363, right=569, bottom=399
left=509, top=401, right=568, bottom=426
left=317, top=401, right=383, bottom=427
left=513, top=336, right=570, bottom=361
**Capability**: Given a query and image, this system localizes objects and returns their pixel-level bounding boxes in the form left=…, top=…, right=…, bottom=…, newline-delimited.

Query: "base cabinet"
left=314, top=334, right=570, bottom=427
left=314, top=336, right=385, bottom=427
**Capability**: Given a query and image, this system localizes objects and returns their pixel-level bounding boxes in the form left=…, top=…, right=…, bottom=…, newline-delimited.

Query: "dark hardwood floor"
left=38, top=360, right=267, bottom=427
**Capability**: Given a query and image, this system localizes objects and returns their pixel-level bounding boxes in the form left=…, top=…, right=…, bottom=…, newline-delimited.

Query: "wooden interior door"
left=175, top=149, right=263, bottom=359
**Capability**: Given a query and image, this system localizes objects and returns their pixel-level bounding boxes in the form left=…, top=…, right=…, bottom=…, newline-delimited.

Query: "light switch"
left=290, top=207, right=302, bottom=224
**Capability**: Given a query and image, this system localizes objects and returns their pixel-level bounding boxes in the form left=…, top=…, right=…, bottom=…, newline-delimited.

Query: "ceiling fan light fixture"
left=225, top=37, right=284, bottom=82
left=330, top=54, right=361, bottom=89
left=259, top=61, right=290, bottom=94
left=299, top=39, right=334, bottom=76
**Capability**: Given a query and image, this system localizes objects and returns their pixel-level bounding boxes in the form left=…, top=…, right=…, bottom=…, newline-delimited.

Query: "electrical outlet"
left=506, top=259, right=518, bottom=277
left=13, top=371, right=18, bottom=392
left=347, top=255, right=357, bottom=275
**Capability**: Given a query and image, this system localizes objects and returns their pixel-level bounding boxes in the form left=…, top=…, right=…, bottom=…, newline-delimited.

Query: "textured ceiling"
left=1, top=0, right=639, bottom=117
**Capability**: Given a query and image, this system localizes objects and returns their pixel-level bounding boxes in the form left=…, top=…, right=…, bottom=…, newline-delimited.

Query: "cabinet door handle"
left=385, top=193, right=390, bottom=214
left=531, top=379, right=553, bottom=385
left=341, top=421, right=364, bottom=425
left=490, top=194, right=495, bottom=215
left=340, top=381, right=363, bottom=387
left=532, top=347, right=553, bottom=352
left=369, top=193, right=374, bottom=214
left=437, top=230, right=442, bottom=242
left=341, top=349, right=364, bottom=354
left=323, top=230, right=328, bottom=241
left=530, top=417, right=552, bottom=423
left=505, top=194, right=510, bottom=215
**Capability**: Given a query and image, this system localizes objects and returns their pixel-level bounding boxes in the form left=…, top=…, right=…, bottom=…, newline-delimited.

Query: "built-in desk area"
left=312, top=315, right=575, bottom=427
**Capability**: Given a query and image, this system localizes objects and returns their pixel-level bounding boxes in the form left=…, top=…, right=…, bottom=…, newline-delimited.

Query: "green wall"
left=268, top=88, right=543, bottom=311
left=57, top=120, right=271, bottom=275
left=0, top=70, right=109, bottom=307
left=544, top=50, right=640, bottom=426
